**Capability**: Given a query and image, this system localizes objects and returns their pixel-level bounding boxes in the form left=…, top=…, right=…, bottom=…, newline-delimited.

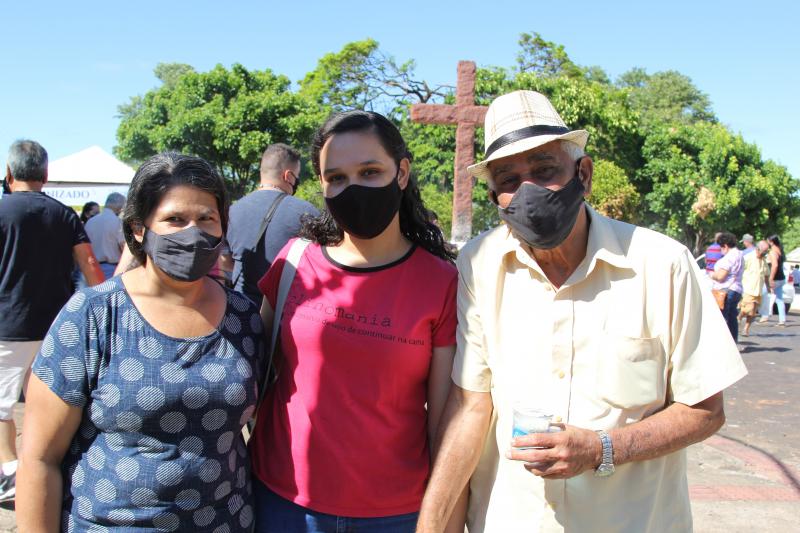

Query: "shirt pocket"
left=596, top=334, right=666, bottom=410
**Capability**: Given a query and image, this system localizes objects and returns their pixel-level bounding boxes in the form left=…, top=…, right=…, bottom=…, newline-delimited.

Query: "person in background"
left=711, top=232, right=745, bottom=342
left=0, top=140, right=104, bottom=504
left=415, top=90, right=746, bottom=533
left=250, top=111, right=462, bottom=532
left=739, top=240, right=770, bottom=337
left=740, top=233, right=755, bottom=255
left=766, top=234, right=787, bottom=326
left=79, top=201, right=99, bottom=224
left=84, top=192, right=126, bottom=279
left=225, top=143, right=319, bottom=304
left=704, top=232, right=723, bottom=275
left=16, top=152, right=263, bottom=531
left=793, top=264, right=800, bottom=288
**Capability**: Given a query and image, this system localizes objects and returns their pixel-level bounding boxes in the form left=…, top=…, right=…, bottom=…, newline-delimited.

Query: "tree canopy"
left=115, top=35, right=799, bottom=251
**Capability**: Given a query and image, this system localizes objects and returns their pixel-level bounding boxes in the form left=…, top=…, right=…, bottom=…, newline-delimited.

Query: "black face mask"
left=496, top=167, right=585, bottom=250
left=142, top=226, right=223, bottom=282
left=324, top=174, right=403, bottom=239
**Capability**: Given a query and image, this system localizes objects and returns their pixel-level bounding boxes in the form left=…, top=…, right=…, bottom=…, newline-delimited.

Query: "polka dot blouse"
left=32, top=277, right=265, bottom=532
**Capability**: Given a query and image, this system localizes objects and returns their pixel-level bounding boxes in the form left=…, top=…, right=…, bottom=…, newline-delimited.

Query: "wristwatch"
left=594, top=430, right=615, bottom=477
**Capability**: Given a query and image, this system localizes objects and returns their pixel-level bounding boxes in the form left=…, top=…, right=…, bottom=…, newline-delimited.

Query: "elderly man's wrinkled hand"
left=505, top=425, right=602, bottom=479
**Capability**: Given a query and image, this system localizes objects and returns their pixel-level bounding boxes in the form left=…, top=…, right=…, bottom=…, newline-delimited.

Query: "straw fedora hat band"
left=485, top=124, right=571, bottom=159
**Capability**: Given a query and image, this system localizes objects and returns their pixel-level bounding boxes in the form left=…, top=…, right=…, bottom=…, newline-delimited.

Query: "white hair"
left=558, top=140, right=585, bottom=161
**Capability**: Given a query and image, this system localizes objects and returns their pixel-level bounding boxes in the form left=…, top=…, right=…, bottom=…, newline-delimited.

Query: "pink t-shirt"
left=251, top=240, right=457, bottom=517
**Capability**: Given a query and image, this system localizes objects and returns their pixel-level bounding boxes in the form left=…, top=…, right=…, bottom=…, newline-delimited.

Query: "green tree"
left=516, top=32, right=584, bottom=78
left=154, top=62, right=196, bottom=89
left=299, top=39, right=449, bottom=114
left=588, top=159, right=641, bottom=222
left=618, top=69, right=716, bottom=128
left=639, top=122, right=800, bottom=254
left=782, top=217, right=800, bottom=254
left=115, top=63, right=324, bottom=197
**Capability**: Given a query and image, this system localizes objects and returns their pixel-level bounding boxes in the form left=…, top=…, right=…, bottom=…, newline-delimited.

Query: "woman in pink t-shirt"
left=251, top=111, right=464, bottom=532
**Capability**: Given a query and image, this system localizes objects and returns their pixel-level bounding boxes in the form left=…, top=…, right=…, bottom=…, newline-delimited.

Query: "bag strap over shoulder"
left=231, top=192, right=288, bottom=290
left=256, top=238, right=310, bottom=411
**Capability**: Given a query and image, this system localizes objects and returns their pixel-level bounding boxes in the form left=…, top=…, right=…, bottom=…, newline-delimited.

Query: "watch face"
left=595, top=463, right=615, bottom=477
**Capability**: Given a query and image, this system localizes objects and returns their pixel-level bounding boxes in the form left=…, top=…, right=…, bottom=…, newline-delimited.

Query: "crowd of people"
left=704, top=231, right=792, bottom=344
left=0, top=90, right=755, bottom=532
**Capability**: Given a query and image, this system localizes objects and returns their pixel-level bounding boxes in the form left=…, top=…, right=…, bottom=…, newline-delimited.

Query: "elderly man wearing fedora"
left=416, top=91, right=747, bottom=532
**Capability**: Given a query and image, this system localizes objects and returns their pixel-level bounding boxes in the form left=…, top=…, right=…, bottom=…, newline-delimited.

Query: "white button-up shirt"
left=453, top=206, right=747, bottom=533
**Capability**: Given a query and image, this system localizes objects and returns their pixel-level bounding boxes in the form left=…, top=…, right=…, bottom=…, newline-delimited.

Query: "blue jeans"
left=722, top=290, right=742, bottom=342
left=253, top=478, right=418, bottom=533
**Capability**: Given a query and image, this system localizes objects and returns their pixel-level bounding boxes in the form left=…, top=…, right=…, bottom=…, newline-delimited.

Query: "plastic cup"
left=511, top=406, right=561, bottom=448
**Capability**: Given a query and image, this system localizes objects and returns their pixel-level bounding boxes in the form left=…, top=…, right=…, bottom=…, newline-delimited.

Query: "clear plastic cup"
left=511, top=406, right=561, bottom=448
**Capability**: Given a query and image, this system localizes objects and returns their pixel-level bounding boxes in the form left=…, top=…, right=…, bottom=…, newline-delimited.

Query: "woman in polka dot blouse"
left=16, top=153, right=264, bottom=532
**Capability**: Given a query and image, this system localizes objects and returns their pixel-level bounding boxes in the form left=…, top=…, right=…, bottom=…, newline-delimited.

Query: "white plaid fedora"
left=468, top=90, right=589, bottom=180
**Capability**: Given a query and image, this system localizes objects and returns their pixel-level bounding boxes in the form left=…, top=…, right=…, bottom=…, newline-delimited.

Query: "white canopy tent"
left=786, top=247, right=800, bottom=264
left=43, top=146, right=134, bottom=207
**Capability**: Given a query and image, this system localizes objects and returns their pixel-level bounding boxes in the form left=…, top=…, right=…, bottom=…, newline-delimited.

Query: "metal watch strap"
left=595, top=430, right=614, bottom=476
left=597, top=430, right=612, bottom=464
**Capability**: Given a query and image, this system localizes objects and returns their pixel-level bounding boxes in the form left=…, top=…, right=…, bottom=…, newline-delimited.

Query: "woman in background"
left=767, top=234, right=787, bottom=326
left=711, top=232, right=745, bottom=341
left=79, top=201, right=100, bottom=224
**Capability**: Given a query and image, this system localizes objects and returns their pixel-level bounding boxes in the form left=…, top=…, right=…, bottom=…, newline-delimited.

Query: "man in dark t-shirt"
left=0, top=140, right=104, bottom=501
left=225, top=143, right=319, bottom=304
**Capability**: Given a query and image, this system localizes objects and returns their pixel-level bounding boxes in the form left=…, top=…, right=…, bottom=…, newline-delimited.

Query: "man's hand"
left=505, top=425, right=601, bottom=479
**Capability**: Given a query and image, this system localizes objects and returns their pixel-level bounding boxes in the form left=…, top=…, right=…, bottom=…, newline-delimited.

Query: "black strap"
left=485, top=125, right=571, bottom=158
left=231, top=192, right=288, bottom=289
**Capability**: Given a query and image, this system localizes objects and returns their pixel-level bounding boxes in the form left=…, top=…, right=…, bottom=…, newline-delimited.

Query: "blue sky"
left=2, top=0, right=798, bottom=180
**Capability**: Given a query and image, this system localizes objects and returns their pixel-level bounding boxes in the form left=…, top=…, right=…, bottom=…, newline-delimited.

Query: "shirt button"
left=557, top=370, right=566, bottom=379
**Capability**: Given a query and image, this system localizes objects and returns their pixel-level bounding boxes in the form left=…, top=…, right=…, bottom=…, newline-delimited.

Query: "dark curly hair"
left=122, top=152, right=230, bottom=264
left=301, top=110, right=456, bottom=263
left=717, top=232, right=738, bottom=249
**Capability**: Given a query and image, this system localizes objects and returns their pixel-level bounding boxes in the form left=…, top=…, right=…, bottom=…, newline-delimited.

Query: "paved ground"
left=2, top=310, right=798, bottom=532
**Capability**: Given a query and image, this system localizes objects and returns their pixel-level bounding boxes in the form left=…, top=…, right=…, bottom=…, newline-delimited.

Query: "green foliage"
left=639, top=122, right=800, bottom=254
left=516, top=32, right=584, bottom=78
left=115, top=63, right=324, bottom=198
left=617, top=69, right=716, bottom=128
left=587, top=159, right=640, bottom=222
left=113, top=33, right=797, bottom=247
left=472, top=179, right=500, bottom=235
left=299, top=39, right=381, bottom=111
left=154, top=63, right=196, bottom=89
left=782, top=217, right=800, bottom=253
left=419, top=182, right=453, bottom=237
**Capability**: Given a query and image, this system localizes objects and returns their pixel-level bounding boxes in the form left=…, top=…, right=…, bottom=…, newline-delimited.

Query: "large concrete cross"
left=411, top=61, right=488, bottom=244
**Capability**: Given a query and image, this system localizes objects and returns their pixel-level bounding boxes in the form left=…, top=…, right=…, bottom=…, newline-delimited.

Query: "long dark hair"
left=122, top=152, right=230, bottom=264
left=767, top=234, right=785, bottom=259
left=80, top=201, right=99, bottom=224
left=302, top=110, right=456, bottom=263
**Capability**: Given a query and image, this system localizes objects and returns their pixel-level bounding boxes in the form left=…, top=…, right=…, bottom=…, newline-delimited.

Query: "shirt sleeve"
left=714, top=251, right=732, bottom=272
left=431, top=269, right=458, bottom=347
left=31, top=291, right=101, bottom=407
left=667, top=249, right=747, bottom=406
left=68, top=209, right=90, bottom=246
left=257, top=238, right=295, bottom=309
left=451, top=250, right=492, bottom=392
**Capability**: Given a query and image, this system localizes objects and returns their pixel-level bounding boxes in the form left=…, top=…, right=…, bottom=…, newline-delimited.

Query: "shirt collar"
left=498, top=203, right=633, bottom=276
